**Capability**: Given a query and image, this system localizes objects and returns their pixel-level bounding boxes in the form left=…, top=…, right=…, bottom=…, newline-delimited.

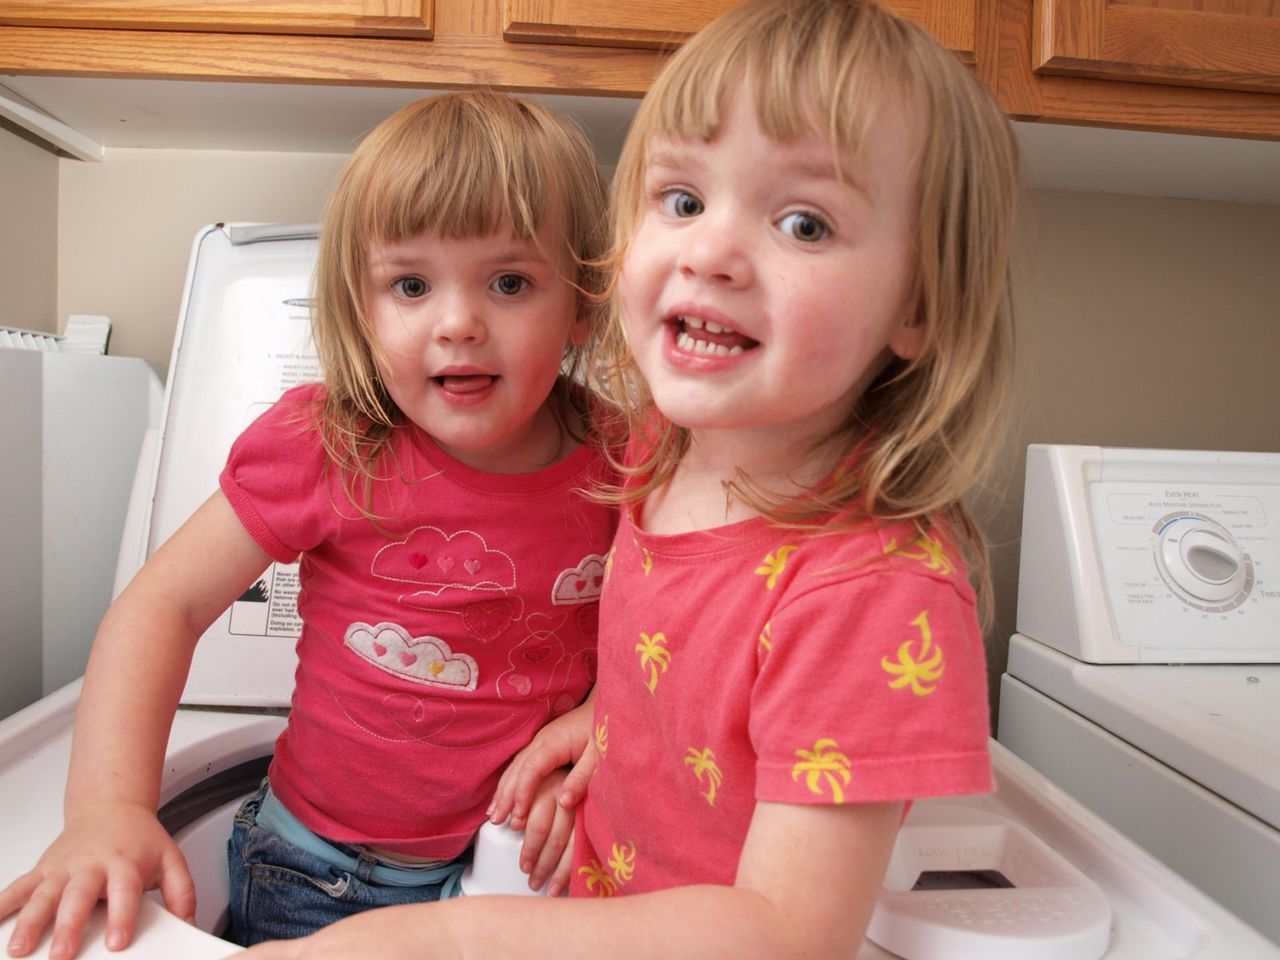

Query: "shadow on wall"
left=978, top=189, right=1280, bottom=729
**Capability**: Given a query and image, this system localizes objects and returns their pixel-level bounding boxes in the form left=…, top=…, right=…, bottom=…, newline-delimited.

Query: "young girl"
left=239, top=0, right=1021, bottom=956
left=0, top=91, right=615, bottom=958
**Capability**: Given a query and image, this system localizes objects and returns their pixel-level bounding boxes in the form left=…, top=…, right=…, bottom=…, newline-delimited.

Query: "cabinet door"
left=1034, top=0, right=1280, bottom=94
left=991, top=0, right=1280, bottom=138
left=504, top=0, right=977, bottom=63
left=0, top=1, right=432, bottom=38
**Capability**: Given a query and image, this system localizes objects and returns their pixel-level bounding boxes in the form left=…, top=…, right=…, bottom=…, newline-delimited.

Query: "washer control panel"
left=1089, top=480, right=1279, bottom=654
left=1153, top=512, right=1253, bottom=612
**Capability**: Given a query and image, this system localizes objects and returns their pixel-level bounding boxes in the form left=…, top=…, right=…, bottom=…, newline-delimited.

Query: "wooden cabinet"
left=0, top=0, right=1277, bottom=138
left=0, top=0, right=973, bottom=96
left=502, top=0, right=737, bottom=49
left=1033, top=0, right=1280, bottom=95
left=502, top=0, right=977, bottom=65
left=0, top=1, right=432, bottom=38
left=984, top=0, right=1280, bottom=139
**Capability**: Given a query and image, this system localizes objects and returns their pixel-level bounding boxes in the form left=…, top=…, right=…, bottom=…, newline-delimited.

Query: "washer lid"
left=149, top=224, right=320, bottom=707
left=1007, top=633, right=1280, bottom=832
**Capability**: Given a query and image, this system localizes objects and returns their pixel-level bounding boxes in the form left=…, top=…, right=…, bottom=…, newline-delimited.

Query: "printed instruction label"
left=229, top=562, right=302, bottom=638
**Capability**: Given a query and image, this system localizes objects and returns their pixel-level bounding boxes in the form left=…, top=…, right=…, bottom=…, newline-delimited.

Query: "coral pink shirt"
left=220, top=384, right=617, bottom=858
left=571, top=508, right=992, bottom=896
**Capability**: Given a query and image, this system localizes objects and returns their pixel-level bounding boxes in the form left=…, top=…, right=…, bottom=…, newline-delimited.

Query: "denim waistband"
left=256, top=785, right=466, bottom=894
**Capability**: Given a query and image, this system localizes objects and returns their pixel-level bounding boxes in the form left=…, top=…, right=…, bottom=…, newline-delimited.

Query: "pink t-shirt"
left=571, top=508, right=992, bottom=896
left=220, top=383, right=617, bottom=858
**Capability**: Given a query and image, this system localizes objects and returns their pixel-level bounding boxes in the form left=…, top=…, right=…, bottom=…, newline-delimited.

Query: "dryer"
left=1000, top=444, right=1280, bottom=946
left=1, top=232, right=1275, bottom=959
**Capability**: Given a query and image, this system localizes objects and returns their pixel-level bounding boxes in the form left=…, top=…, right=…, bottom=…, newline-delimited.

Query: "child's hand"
left=0, top=803, right=194, bottom=960
left=518, top=769, right=575, bottom=896
left=487, top=698, right=598, bottom=828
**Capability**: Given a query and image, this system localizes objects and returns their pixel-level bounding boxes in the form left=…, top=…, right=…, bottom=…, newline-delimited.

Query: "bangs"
left=638, top=0, right=911, bottom=166
left=350, top=95, right=557, bottom=251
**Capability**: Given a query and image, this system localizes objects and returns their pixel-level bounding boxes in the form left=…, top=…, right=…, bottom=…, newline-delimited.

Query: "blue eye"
left=779, top=212, right=829, bottom=242
left=391, top=276, right=428, bottom=298
left=661, top=190, right=704, bottom=218
left=492, top=274, right=529, bottom=296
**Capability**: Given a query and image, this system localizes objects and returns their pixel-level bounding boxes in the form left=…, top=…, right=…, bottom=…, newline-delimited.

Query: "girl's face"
left=364, top=212, right=584, bottom=473
left=619, top=89, right=925, bottom=461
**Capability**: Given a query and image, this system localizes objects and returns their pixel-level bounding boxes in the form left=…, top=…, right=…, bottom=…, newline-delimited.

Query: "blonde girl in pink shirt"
left=239, top=0, right=1021, bottom=957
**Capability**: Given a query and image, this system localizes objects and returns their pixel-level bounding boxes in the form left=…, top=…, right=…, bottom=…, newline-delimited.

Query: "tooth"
left=729, top=345, right=744, bottom=356
left=713, top=344, right=730, bottom=357
left=677, top=331, right=696, bottom=351
left=705, top=321, right=726, bottom=335
left=684, top=317, right=705, bottom=330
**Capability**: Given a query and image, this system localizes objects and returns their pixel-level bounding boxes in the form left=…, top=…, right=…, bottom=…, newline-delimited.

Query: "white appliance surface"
left=2, top=700, right=1273, bottom=960
left=1002, top=444, right=1280, bottom=946
left=0, top=347, right=162, bottom=717
left=2, top=249, right=1275, bottom=960
left=155, top=223, right=321, bottom=707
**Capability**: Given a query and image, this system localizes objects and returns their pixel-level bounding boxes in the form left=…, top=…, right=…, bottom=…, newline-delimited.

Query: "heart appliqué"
left=464, top=559, right=481, bottom=574
left=461, top=599, right=516, bottom=642
left=505, top=674, right=533, bottom=697
left=522, top=644, right=552, bottom=664
left=437, top=556, right=455, bottom=573
left=399, top=651, right=418, bottom=667
left=409, top=553, right=429, bottom=569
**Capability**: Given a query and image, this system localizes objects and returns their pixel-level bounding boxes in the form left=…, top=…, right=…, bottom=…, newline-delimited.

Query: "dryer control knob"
left=1156, top=517, right=1248, bottom=605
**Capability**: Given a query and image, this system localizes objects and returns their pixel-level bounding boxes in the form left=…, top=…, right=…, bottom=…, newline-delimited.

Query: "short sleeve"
left=219, top=384, right=333, bottom=562
left=750, top=570, right=992, bottom=806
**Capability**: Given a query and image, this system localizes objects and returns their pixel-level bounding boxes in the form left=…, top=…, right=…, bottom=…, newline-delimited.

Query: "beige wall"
left=0, top=120, right=58, bottom=333
left=982, top=190, right=1280, bottom=716
left=57, top=149, right=348, bottom=372
left=50, top=149, right=1280, bottom=720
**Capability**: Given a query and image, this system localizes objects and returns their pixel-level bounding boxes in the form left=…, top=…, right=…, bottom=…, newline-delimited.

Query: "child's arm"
left=236, top=796, right=903, bottom=960
left=513, top=768, right=575, bottom=896
left=488, top=690, right=598, bottom=827
left=487, top=692, right=598, bottom=895
left=0, top=491, right=272, bottom=960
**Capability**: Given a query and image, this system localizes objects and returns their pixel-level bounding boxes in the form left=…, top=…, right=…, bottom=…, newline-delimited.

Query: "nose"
left=433, top=289, right=487, bottom=345
left=676, top=208, right=753, bottom=288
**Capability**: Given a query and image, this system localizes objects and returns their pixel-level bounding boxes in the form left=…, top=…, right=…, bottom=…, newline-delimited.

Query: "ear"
left=888, top=316, right=925, bottom=361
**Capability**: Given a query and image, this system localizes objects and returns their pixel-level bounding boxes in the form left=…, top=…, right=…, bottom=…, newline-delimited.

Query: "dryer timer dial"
left=1153, top=514, right=1252, bottom=611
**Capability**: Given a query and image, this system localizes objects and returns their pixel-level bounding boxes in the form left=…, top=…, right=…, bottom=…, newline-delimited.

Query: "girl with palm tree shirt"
left=242, top=0, right=1021, bottom=955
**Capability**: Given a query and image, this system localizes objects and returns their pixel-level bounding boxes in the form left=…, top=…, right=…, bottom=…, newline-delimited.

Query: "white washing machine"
left=0, top=232, right=1276, bottom=959
left=1000, top=444, right=1280, bottom=947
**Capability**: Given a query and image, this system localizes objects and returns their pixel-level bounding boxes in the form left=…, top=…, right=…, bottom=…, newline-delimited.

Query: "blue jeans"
left=226, top=782, right=469, bottom=946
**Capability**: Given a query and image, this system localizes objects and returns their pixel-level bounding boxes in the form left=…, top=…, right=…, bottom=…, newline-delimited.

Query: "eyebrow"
left=647, top=143, right=867, bottom=197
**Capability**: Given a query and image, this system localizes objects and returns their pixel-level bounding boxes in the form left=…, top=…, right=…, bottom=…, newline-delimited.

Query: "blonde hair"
left=594, top=0, right=1020, bottom=619
left=310, top=91, right=609, bottom=514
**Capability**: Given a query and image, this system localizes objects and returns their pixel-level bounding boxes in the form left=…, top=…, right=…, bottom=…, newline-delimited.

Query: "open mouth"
left=433, top=374, right=497, bottom=394
left=672, top=316, right=759, bottom=357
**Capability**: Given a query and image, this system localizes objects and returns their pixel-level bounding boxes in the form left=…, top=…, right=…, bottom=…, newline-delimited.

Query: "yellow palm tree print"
left=635, top=631, right=671, bottom=694
left=883, top=533, right=954, bottom=576
left=684, top=747, right=724, bottom=806
left=633, top=539, right=654, bottom=575
left=755, top=545, right=798, bottom=589
left=608, top=841, right=637, bottom=885
left=881, top=611, right=945, bottom=696
left=577, top=860, right=616, bottom=897
left=595, top=715, right=609, bottom=758
left=792, top=738, right=852, bottom=803
left=758, top=621, right=773, bottom=653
